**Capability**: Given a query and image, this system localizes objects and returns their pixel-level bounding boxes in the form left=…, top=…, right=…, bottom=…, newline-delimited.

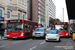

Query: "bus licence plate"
left=60, top=35, right=63, bottom=36
left=13, top=37, right=17, bottom=38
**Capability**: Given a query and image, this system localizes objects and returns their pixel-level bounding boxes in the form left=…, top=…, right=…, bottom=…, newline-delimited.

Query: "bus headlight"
left=7, top=35, right=10, bottom=36
left=66, top=33, right=68, bottom=35
left=21, top=33, right=24, bottom=36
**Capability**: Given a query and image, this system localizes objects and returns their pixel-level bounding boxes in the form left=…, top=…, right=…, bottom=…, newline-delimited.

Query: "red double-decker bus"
left=54, top=22, right=69, bottom=37
left=6, top=19, right=38, bottom=39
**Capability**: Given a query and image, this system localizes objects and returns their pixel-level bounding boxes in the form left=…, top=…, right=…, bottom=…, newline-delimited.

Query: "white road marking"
left=29, top=46, right=37, bottom=50
left=0, top=45, right=5, bottom=48
left=40, top=41, right=45, bottom=45
left=65, top=38, right=70, bottom=50
left=12, top=39, right=32, bottom=44
left=13, top=41, right=22, bottom=44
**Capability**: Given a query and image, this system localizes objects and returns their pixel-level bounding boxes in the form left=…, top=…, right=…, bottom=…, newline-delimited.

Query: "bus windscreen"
left=55, top=25, right=68, bottom=31
left=7, top=23, right=23, bottom=31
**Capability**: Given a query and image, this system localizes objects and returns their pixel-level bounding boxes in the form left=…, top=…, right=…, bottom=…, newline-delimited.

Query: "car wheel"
left=58, top=39, right=60, bottom=42
left=32, top=37, right=34, bottom=39
left=45, top=40, right=48, bottom=42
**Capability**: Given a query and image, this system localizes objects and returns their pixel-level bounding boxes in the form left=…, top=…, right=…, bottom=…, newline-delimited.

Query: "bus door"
left=27, top=23, right=33, bottom=37
left=24, top=23, right=29, bottom=38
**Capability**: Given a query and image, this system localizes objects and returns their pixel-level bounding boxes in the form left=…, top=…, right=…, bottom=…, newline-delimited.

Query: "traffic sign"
left=0, top=17, right=4, bottom=21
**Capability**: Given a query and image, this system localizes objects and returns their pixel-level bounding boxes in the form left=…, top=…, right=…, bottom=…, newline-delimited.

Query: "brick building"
left=28, top=0, right=45, bottom=26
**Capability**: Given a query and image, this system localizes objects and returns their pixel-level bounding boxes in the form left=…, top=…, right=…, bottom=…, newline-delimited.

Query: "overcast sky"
left=52, top=0, right=69, bottom=22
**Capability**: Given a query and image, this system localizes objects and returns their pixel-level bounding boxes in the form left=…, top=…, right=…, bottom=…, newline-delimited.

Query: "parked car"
left=45, top=30, right=60, bottom=42
left=32, top=28, right=46, bottom=39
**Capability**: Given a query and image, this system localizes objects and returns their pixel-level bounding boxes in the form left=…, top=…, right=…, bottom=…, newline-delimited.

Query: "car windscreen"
left=48, top=30, right=58, bottom=34
left=35, top=28, right=44, bottom=31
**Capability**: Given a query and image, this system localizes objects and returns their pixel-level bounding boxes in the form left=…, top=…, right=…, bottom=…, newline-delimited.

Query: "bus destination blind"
left=8, top=20, right=22, bottom=23
left=56, top=23, right=67, bottom=25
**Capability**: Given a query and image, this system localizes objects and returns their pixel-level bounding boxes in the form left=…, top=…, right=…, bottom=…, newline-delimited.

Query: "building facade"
left=49, top=0, right=56, bottom=19
left=45, top=0, right=56, bottom=28
left=0, top=0, right=27, bottom=22
left=0, top=0, right=27, bottom=28
left=28, top=0, right=45, bottom=27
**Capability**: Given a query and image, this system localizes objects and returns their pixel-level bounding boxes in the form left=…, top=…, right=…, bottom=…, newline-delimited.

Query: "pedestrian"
left=70, top=25, right=73, bottom=39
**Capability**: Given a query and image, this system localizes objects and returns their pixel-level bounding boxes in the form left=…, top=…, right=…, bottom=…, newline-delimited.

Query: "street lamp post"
left=62, top=8, right=64, bottom=22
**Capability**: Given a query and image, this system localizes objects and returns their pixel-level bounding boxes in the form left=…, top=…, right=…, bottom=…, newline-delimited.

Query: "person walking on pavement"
left=70, top=25, right=73, bottom=39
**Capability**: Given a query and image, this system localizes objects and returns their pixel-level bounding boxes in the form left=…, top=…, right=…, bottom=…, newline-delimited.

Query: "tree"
left=49, top=18, right=60, bottom=27
left=55, top=18, right=60, bottom=22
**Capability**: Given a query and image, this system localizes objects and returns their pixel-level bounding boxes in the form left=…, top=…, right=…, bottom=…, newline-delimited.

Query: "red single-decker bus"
left=6, top=19, right=38, bottom=39
left=54, top=22, right=69, bottom=37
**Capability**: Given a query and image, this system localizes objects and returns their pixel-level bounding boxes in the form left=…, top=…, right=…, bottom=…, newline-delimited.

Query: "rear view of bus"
left=54, top=22, right=69, bottom=37
left=6, top=19, right=25, bottom=39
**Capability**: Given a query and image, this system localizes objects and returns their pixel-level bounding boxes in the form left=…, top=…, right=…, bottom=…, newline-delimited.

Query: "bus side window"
left=27, top=23, right=31, bottom=30
left=24, top=23, right=27, bottom=33
left=30, top=24, right=34, bottom=30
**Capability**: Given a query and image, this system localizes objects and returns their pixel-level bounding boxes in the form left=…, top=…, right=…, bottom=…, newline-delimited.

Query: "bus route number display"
left=8, top=20, right=22, bottom=23
left=56, top=23, right=67, bottom=25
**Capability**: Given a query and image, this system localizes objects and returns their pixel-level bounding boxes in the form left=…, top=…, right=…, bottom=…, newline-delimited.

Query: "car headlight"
left=41, top=33, right=44, bottom=35
left=56, top=35, right=59, bottom=37
left=46, top=35, right=49, bottom=38
left=56, top=35, right=59, bottom=39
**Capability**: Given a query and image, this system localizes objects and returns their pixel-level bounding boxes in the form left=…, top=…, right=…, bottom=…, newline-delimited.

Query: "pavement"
left=0, top=36, right=6, bottom=40
left=0, top=37, right=75, bottom=50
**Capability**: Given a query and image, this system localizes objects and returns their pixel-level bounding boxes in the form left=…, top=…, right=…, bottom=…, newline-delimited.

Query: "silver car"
left=32, top=28, right=45, bottom=39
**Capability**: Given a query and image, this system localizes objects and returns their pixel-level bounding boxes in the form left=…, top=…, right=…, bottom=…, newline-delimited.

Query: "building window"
left=10, top=0, right=12, bottom=1
left=22, top=0, right=24, bottom=5
left=7, top=11, right=10, bottom=18
left=25, top=0, right=27, bottom=6
left=0, top=10, right=2, bottom=17
left=18, top=0, right=21, bottom=3
left=18, top=13, right=20, bottom=19
left=23, top=14, right=25, bottom=19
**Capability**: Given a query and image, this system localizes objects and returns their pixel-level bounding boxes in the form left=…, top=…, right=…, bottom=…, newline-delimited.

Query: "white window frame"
left=22, top=13, right=25, bottom=20
left=7, top=10, right=11, bottom=20
left=0, top=8, right=4, bottom=17
left=18, top=11, right=20, bottom=19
